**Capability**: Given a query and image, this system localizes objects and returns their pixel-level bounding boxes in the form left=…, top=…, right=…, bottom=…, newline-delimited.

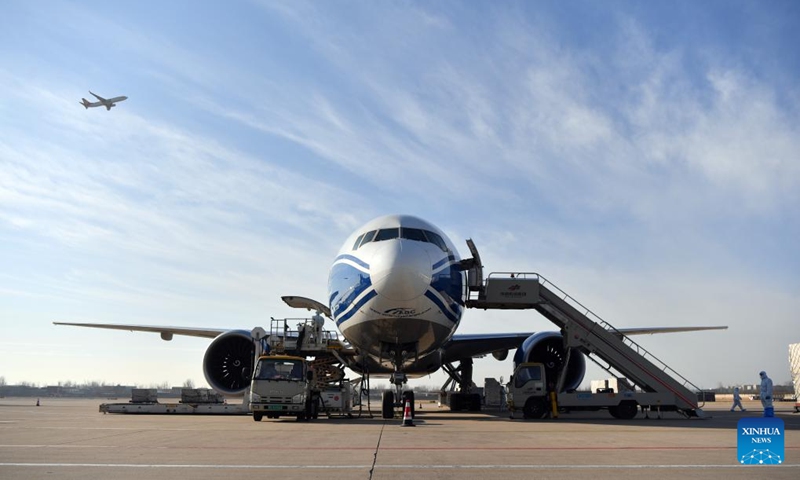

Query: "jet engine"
left=513, top=331, right=585, bottom=392
left=202, top=330, right=255, bottom=395
left=492, top=349, right=509, bottom=361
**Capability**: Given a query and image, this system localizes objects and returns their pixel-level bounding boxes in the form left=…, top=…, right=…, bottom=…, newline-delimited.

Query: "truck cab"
left=249, top=355, right=315, bottom=421
left=506, top=362, right=550, bottom=419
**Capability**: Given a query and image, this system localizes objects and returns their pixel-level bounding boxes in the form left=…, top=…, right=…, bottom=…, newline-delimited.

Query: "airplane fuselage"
left=328, top=215, right=465, bottom=375
left=81, top=92, right=127, bottom=110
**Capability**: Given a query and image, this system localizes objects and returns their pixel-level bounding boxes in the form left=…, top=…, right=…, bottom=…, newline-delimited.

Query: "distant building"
left=790, top=343, right=800, bottom=401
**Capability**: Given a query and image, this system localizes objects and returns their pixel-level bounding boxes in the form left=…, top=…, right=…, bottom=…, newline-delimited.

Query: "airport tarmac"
left=1, top=397, right=798, bottom=479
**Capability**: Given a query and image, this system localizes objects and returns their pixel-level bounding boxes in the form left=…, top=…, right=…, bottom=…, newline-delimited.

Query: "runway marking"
left=0, top=445, right=115, bottom=448
left=1, top=445, right=798, bottom=452
left=0, top=445, right=754, bottom=450
left=1, top=462, right=799, bottom=469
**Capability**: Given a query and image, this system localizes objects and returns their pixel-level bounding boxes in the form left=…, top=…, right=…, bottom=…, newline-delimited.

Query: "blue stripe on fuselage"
left=333, top=254, right=370, bottom=270
left=335, top=289, right=378, bottom=326
left=329, top=250, right=464, bottom=328
left=432, top=254, right=456, bottom=271
left=329, top=263, right=373, bottom=319
left=424, top=290, right=460, bottom=324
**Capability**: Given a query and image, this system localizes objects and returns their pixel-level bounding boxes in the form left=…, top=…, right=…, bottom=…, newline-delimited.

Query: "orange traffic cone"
left=401, top=400, right=415, bottom=427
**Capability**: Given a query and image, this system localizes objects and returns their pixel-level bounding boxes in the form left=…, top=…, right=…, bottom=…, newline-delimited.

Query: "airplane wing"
left=54, top=321, right=726, bottom=360
left=441, top=325, right=727, bottom=363
left=442, top=332, right=531, bottom=363
left=88, top=91, right=107, bottom=102
left=53, top=322, right=226, bottom=340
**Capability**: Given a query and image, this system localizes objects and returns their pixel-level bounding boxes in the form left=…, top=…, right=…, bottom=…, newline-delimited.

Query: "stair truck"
left=507, top=362, right=679, bottom=420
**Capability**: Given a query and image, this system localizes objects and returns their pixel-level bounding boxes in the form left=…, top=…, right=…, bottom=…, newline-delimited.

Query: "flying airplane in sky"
left=79, top=91, right=127, bottom=110
left=55, top=214, right=726, bottom=417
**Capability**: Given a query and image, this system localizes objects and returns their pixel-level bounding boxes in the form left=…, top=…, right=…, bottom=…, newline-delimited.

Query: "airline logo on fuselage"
left=373, top=307, right=432, bottom=318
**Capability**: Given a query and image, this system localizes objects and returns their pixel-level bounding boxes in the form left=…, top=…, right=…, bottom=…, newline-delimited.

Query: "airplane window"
left=352, top=233, right=365, bottom=251
left=374, top=228, right=399, bottom=242
left=401, top=228, right=427, bottom=242
left=356, top=227, right=447, bottom=251
left=424, top=231, right=449, bottom=252
left=358, top=230, right=377, bottom=248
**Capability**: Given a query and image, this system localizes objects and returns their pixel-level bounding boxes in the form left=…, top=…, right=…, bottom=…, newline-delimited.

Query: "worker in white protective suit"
left=759, top=371, right=774, bottom=417
left=730, top=387, right=746, bottom=412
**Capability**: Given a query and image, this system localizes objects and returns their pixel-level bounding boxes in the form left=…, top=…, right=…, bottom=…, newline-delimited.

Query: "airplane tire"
left=449, top=394, right=463, bottom=412
left=468, top=393, right=482, bottom=411
left=382, top=391, right=395, bottom=419
left=252, top=412, right=263, bottom=422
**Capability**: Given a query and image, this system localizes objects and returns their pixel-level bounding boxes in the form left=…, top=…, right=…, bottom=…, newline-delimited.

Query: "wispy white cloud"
left=249, top=1, right=800, bottom=209
left=1, top=1, right=797, bottom=387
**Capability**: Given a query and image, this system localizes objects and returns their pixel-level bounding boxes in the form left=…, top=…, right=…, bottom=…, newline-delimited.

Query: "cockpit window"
left=353, top=227, right=449, bottom=252
left=358, top=230, right=377, bottom=248
left=401, top=228, right=427, bottom=242
left=352, top=233, right=365, bottom=251
left=424, top=231, right=449, bottom=252
left=374, top=228, right=399, bottom=242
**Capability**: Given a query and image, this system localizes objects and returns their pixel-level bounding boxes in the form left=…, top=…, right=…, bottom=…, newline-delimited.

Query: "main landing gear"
left=441, top=358, right=482, bottom=411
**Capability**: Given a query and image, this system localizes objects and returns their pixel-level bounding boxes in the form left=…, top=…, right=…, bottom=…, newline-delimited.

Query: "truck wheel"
left=252, top=412, right=263, bottom=422
left=523, top=397, right=548, bottom=419
left=609, top=401, right=638, bottom=420
left=382, top=391, right=395, bottom=419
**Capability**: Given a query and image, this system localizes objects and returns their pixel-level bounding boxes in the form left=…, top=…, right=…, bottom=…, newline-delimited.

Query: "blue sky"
left=1, top=0, right=798, bottom=391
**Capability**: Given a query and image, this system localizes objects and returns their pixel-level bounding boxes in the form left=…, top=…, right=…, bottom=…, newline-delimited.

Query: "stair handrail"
left=480, top=272, right=706, bottom=407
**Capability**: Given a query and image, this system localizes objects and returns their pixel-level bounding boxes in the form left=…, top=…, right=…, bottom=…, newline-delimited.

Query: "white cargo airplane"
left=80, top=91, right=127, bottom=110
left=55, top=214, right=726, bottom=417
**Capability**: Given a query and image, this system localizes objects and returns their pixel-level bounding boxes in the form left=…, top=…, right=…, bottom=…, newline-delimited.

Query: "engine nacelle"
left=513, top=331, right=585, bottom=392
left=492, top=349, right=509, bottom=361
left=203, top=330, right=255, bottom=395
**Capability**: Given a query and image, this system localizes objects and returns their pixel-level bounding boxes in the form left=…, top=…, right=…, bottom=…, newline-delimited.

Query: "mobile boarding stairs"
left=462, top=241, right=706, bottom=418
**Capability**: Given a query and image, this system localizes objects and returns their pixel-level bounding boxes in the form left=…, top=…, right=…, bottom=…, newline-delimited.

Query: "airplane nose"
left=370, top=241, right=432, bottom=302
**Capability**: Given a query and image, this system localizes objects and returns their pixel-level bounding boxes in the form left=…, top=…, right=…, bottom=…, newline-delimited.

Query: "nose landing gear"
left=381, top=372, right=416, bottom=419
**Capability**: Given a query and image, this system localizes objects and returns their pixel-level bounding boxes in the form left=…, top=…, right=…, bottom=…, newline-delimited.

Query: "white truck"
left=249, top=354, right=354, bottom=421
left=506, top=362, right=552, bottom=419
left=249, top=354, right=317, bottom=421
